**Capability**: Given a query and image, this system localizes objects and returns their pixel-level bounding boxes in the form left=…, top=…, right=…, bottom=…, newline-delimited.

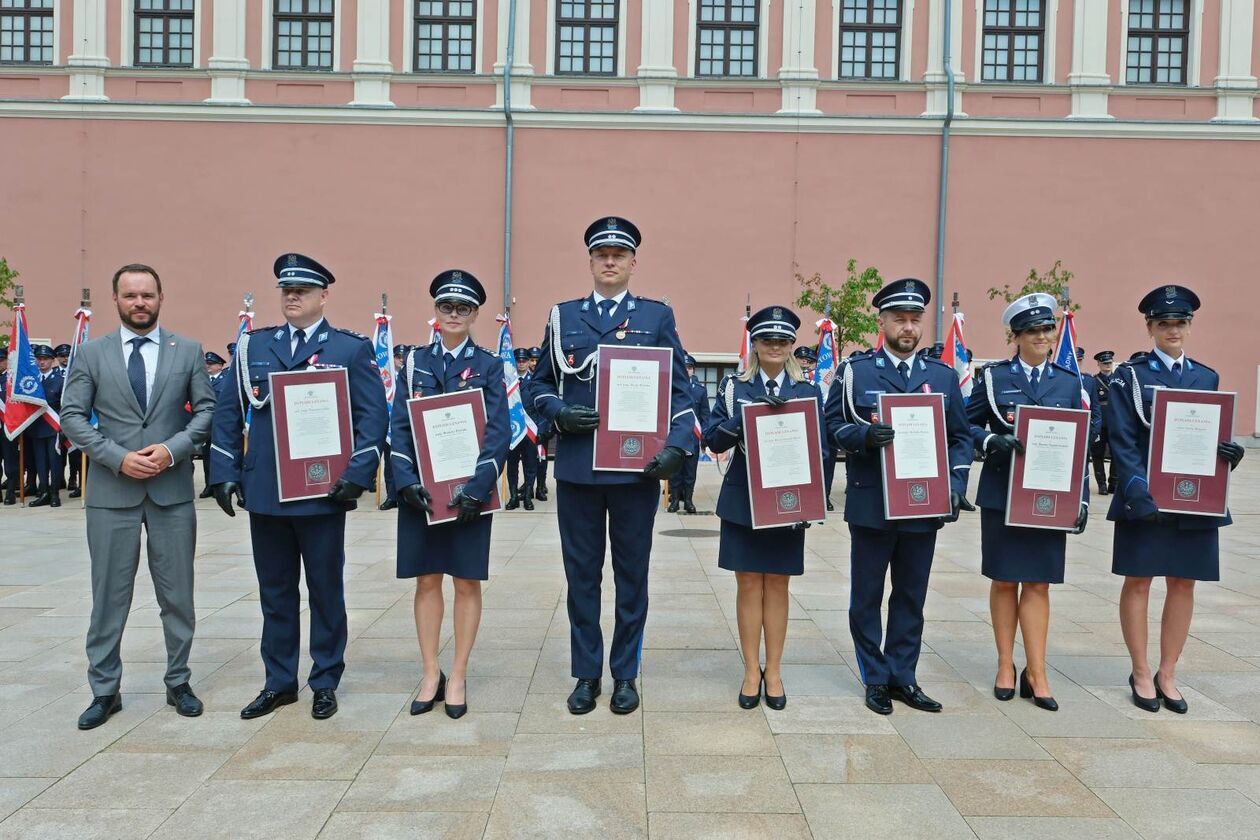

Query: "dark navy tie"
left=599, top=300, right=613, bottom=328
left=897, top=361, right=909, bottom=385
left=1172, top=361, right=1182, bottom=384
left=766, top=380, right=778, bottom=397
left=128, top=336, right=148, bottom=412
left=292, top=328, right=307, bottom=360
left=444, top=352, right=455, bottom=375
left=1030, top=366, right=1040, bottom=392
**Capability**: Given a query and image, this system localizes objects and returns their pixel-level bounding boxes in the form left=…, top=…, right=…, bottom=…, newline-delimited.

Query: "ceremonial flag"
left=427, top=318, right=440, bottom=344
left=940, top=312, right=973, bottom=398
left=1053, top=310, right=1091, bottom=409
left=4, top=303, right=50, bottom=440
left=63, top=305, right=92, bottom=451
left=372, top=312, right=395, bottom=443
left=814, top=318, right=837, bottom=398
left=495, top=315, right=536, bottom=449
left=873, top=330, right=885, bottom=352
left=737, top=313, right=751, bottom=372
left=236, top=306, right=254, bottom=347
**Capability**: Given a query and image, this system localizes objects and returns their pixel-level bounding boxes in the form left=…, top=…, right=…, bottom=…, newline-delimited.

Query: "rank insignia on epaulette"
left=875, top=356, right=885, bottom=368
left=318, top=332, right=328, bottom=342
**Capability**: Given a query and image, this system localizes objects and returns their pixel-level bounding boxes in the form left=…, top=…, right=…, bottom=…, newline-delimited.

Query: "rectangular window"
left=695, top=363, right=738, bottom=405
left=415, top=0, right=474, bottom=72
left=1125, top=0, right=1188, bottom=85
left=838, top=0, right=901, bottom=80
left=556, top=0, right=617, bottom=75
left=696, top=0, right=758, bottom=77
left=135, top=0, right=194, bottom=67
left=0, top=0, right=53, bottom=65
left=274, top=0, right=333, bottom=70
left=981, top=0, right=1045, bottom=82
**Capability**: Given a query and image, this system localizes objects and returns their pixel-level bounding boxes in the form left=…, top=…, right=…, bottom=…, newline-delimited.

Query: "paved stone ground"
left=0, top=460, right=1258, bottom=839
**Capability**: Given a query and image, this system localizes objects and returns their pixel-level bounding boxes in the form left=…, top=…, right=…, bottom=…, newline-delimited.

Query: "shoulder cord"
left=984, top=368, right=1012, bottom=430
left=842, top=361, right=870, bottom=427
left=1122, top=363, right=1150, bottom=429
left=236, top=332, right=270, bottom=411
left=405, top=348, right=417, bottom=397
left=715, top=376, right=738, bottom=477
left=548, top=304, right=598, bottom=399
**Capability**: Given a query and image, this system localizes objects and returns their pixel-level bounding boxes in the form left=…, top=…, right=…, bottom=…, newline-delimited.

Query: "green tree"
left=0, top=257, right=17, bottom=348
left=986, top=260, right=1079, bottom=344
left=795, top=259, right=884, bottom=354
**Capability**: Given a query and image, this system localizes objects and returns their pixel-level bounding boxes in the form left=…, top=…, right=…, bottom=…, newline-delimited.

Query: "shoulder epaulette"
left=248, top=325, right=282, bottom=335
left=336, top=327, right=369, bottom=341
left=1187, top=357, right=1216, bottom=374
left=477, top=346, right=500, bottom=358
left=1048, top=361, right=1078, bottom=375
left=921, top=355, right=951, bottom=369
left=632, top=295, right=666, bottom=306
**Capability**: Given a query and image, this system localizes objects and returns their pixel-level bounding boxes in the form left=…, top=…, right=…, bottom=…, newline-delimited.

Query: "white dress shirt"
left=288, top=318, right=325, bottom=356
left=1152, top=346, right=1186, bottom=372
left=759, top=369, right=786, bottom=392
left=439, top=337, right=470, bottom=362
left=1017, top=357, right=1048, bottom=381
left=592, top=289, right=629, bottom=321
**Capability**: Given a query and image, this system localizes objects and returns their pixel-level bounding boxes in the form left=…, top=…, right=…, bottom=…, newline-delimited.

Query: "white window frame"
left=544, top=0, right=627, bottom=77
left=121, top=0, right=203, bottom=68
left=262, top=0, right=342, bottom=71
left=972, top=0, right=1056, bottom=84
left=1116, top=0, right=1203, bottom=87
left=686, top=0, right=770, bottom=79
left=830, top=0, right=914, bottom=81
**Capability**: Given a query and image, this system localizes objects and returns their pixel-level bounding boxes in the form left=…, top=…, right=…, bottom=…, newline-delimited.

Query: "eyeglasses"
left=437, top=302, right=476, bottom=317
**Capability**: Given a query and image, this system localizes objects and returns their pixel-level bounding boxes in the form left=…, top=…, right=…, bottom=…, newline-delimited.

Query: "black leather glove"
left=986, top=434, right=1025, bottom=456
left=1219, top=441, right=1245, bottom=471
left=1142, top=510, right=1179, bottom=526
left=791, top=521, right=812, bottom=531
left=211, top=481, right=244, bottom=517
left=447, top=492, right=481, bottom=525
left=1072, top=504, right=1088, bottom=535
left=755, top=394, right=787, bottom=408
left=643, top=445, right=687, bottom=480
left=327, top=479, right=366, bottom=504
left=944, top=491, right=975, bottom=523
left=864, top=423, right=895, bottom=449
left=555, top=405, right=600, bottom=434
left=399, top=483, right=433, bottom=515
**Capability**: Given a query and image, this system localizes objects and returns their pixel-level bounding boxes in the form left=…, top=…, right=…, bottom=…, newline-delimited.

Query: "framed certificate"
left=1005, top=405, right=1090, bottom=530
left=1147, top=388, right=1234, bottom=517
left=269, top=368, right=353, bottom=503
left=592, top=344, right=672, bottom=473
left=741, top=398, right=827, bottom=529
left=877, top=392, right=952, bottom=519
left=407, top=389, right=504, bottom=525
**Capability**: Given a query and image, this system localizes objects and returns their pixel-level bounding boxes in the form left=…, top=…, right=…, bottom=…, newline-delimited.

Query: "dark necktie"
left=128, top=336, right=148, bottom=412
left=766, top=379, right=778, bottom=397
left=599, top=300, right=613, bottom=328
left=444, top=351, right=455, bottom=375
left=1171, top=361, right=1182, bottom=384
left=897, top=361, right=909, bottom=385
left=1030, top=366, right=1040, bottom=392
left=293, top=328, right=307, bottom=359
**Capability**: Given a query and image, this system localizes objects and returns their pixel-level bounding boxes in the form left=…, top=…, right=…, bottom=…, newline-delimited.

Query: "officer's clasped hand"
left=1219, top=441, right=1244, bottom=471
left=399, top=483, right=433, bottom=515
left=327, top=479, right=366, bottom=504
left=447, top=492, right=481, bottom=525
left=755, top=394, right=787, bottom=408
left=643, top=446, right=687, bottom=480
left=211, top=481, right=244, bottom=518
left=864, top=423, right=895, bottom=449
left=555, top=405, right=600, bottom=434
left=986, top=434, right=1025, bottom=456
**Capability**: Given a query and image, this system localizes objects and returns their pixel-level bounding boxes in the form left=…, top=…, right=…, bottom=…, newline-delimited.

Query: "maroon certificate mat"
left=1148, top=388, right=1235, bottom=517
left=593, top=344, right=672, bottom=473
left=1005, top=405, right=1090, bottom=530
left=741, top=398, right=827, bottom=529
left=269, top=368, right=353, bottom=503
left=407, top=390, right=503, bottom=525
left=877, top=392, right=952, bottom=519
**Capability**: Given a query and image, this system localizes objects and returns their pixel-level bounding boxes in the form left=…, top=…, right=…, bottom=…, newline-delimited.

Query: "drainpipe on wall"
left=502, top=0, right=519, bottom=316
left=932, top=0, right=956, bottom=344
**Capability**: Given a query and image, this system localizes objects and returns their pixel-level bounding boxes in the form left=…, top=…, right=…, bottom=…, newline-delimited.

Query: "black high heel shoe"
left=444, top=675, right=468, bottom=719
left=1019, top=668, right=1059, bottom=711
left=738, top=670, right=762, bottom=710
left=1129, top=674, right=1160, bottom=713
left=764, top=670, right=786, bottom=711
left=410, top=671, right=446, bottom=715
left=994, top=664, right=1017, bottom=701
left=1153, top=671, right=1188, bottom=714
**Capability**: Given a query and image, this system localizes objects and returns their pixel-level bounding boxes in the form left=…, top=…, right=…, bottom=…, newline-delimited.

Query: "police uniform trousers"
left=67, top=447, right=83, bottom=489
left=537, top=443, right=549, bottom=483
left=30, top=434, right=57, bottom=494
left=199, top=442, right=212, bottom=491
left=557, top=479, right=658, bottom=680
left=396, top=505, right=491, bottom=581
left=381, top=441, right=396, bottom=501
left=848, top=524, right=935, bottom=687
left=0, top=433, right=17, bottom=493
left=669, top=451, right=700, bottom=500
left=718, top=520, right=804, bottom=576
left=248, top=512, right=349, bottom=692
left=980, top=508, right=1066, bottom=584
left=506, top=439, right=537, bottom=491
left=1090, top=428, right=1111, bottom=489
left=823, top=453, right=837, bottom=500
left=1112, top=519, right=1219, bottom=581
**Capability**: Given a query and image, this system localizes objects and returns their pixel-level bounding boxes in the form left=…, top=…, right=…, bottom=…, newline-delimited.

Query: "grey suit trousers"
left=85, top=498, right=196, bottom=695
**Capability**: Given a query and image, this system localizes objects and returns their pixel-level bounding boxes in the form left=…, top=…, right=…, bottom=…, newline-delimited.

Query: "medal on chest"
left=458, top=367, right=473, bottom=389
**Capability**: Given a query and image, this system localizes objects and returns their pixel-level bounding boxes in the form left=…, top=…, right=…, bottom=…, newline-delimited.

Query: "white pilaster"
left=494, top=0, right=534, bottom=109
left=777, top=0, right=820, bottom=114
left=206, top=0, right=251, bottom=104
left=1213, top=0, right=1258, bottom=121
left=351, top=0, right=395, bottom=106
left=634, top=0, right=677, bottom=111
left=63, top=0, right=108, bottom=101
left=1066, top=0, right=1111, bottom=118
left=923, top=0, right=965, bottom=116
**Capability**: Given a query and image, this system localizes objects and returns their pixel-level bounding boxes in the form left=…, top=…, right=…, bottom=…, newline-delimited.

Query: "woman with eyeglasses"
left=1107, top=285, right=1244, bottom=714
left=703, top=306, right=827, bottom=711
left=390, top=270, right=510, bottom=719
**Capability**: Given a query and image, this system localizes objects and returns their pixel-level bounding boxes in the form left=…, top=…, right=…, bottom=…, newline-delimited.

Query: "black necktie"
left=766, top=379, right=778, bottom=396
left=897, top=361, right=909, bottom=384
left=1171, top=361, right=1182, bottom=384
left=128, top=336, right=148, bottom=411
left=599, top=300, right=613, bottom=328
left=1030, top=366, right=1040, bottom=392
left=293, top=328, right=307, bottom=359
left=444, top=351, right=455, bottom=374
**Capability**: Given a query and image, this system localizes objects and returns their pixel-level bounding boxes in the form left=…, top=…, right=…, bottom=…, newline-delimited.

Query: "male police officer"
left=0, top=349, right=15, bottom=505
left=28, top=345, right=63, bottom=507
left=1090, top=350, right=1116, bottom=494
left=210, top=253, right=388, bottom=721
left=532, top=216, right=696, bottom=715
left=505, top=347, right=538, bottom=510
left=825, top=279, right=974, bottom=716
left=528, top=346, right=551, bottom=500
left=667, top=355, right=709, bottom=514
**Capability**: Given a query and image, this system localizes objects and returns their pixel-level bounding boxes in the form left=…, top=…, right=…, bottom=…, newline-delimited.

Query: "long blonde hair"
left=739, top=342, right=806, bottom=384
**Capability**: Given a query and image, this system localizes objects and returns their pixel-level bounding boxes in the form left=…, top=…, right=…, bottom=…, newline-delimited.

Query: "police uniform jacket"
left=704, top=374, right=827, bottom=528
left=31, top=368, right=62, bottom=440
left=532, top=292, right=696, bottom=485
left=824, top=351, right=972, bottom=532
left=689, top=376, right=711, bottom=431
left=209, top=322, right=389, bottom=516
left=967, top=357, right=1092, bottom=511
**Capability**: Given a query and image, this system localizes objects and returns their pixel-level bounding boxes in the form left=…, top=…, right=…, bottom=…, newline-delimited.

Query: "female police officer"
left=703, top=306, right=826, bottom=710
left=390, top=271, right=510, bottom=719
left=1107, top=285, right=1244, bottom=713
left=967, top=294, right=1091, bottom=712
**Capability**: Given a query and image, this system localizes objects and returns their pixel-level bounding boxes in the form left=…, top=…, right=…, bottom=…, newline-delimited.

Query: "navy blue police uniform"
left=531, top=217, right=697, bottom=710
left=823, top=279, right=973, bottom=709
left=505, top=347, right=539, bottom=508
left=379, top=343, right=409, bottom=510
left=1106, top=286, right=1238, bottom=582
left=528, top=346, right=552, bottom=498
left=53, top=344, right=73, bottom=491
left=199, top=351, right=229, bottom=494
left=28, top=345, right=63, bottom=506
left=391, top=271, right=510, bottom=580
left=1089, top=350, right=1115, bottom=494
left=967, top=294, right=1091, bottom=585
left=0, top=350, right=17, bottom=503
left=210, top=254, right=389, bottom=709
left=669, top=354, right=710, bottom=512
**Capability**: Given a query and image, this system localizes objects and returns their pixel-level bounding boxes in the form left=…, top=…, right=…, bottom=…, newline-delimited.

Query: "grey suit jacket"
left=61, top=328, right=216, bottom=509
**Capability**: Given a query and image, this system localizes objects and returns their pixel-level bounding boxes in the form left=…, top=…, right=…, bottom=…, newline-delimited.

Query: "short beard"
left=119, top=307, right=158, bottom=332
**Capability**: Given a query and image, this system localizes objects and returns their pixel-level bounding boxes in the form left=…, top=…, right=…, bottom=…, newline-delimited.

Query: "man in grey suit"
left=61, top=264, right=216, bottom=730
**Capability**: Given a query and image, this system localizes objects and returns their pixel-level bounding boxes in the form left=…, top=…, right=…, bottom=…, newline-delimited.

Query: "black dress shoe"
left=198, top=487, right=214, bottom=499
left=3, top=494, right=14, bottom=506
left=410, top=672, right=446, bottom=715
left=505, top=491, right=519, bottom=511
left=77, top=694, right=122, bottom=730
left=567, top=678, right=601, bottom=715
left=535, top=483, right=548, bottom=501
left=240, top=688, right=298, bottom=719
left=610, top=679, right=639, bottom=714
left=68, top=489, right=82, bottom=499
left=1018, top=668, right=1058, bottom=711
left=738, top=672, right=761, bottom=709
left=49, top=494, right=61, bottom=508
left=826, top=498, right=835, bottom=512
left=667, top=498, right=680, bottom=513
left=444, top=676, right=467, bottom=719
left=311, top=688, right=338, bottom=719
left=994, top=664, right=1017, bottom=701
left=764, top=672, right=786, bottom=711
left=865, top=684, right=893, bottom=715
left=683, top=498, right=698, bottom=514
left=28, top=493, right=50, bottom=508
left=522, top=496, right=534, bottom=511
left=890, top=684, right=942, bottom=712
left=1153, top=672, right=1188, bottom=714
left=166, top=683, right=204, bottom=717
left=1129, top=674, right=1160, bottom=713
left=379, top=498, right=397, bottom=511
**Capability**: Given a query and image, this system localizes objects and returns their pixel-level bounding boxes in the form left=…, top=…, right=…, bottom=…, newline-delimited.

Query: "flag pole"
left=377, top=292, right=387, bottom=508
left=14, top=284, right=24, bottom=506
left=79, top=287, right=91, bottom=508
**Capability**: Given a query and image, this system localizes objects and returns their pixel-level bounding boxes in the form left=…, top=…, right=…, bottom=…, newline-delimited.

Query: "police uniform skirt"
left=396, top=506, right=492, bottom=581
left=717, top=519, right=805, bottom=576
left=1111, top=518, right=1219, bottom=581
left=980, top=508, right=1066, bottom=584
